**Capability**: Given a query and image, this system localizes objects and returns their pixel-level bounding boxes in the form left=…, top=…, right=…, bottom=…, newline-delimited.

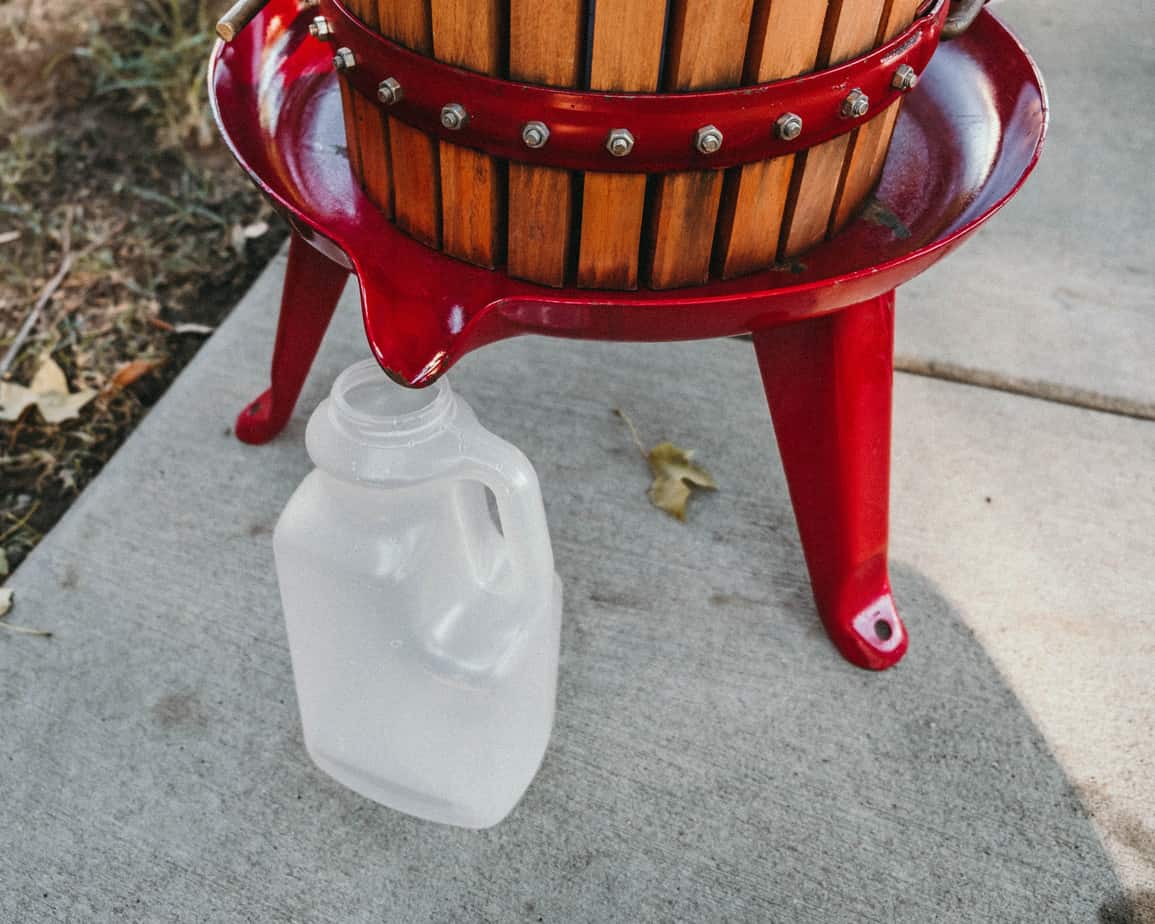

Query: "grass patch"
left=0, top=0, right=287, bottom=577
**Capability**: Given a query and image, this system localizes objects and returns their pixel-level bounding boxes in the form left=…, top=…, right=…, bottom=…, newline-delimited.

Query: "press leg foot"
left=753, top=292, right=907, bottom=670
left=235, top=233, right=350, bottom=445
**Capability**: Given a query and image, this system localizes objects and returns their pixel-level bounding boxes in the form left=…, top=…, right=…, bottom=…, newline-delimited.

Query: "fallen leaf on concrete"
left=108, top=358, right=164, bottom=390
left=614, top=408, right=718, bottom=521
left=646, top=442, right=718, bottom=521
left=0, top=587, right=53, bottom=637
left=0, top=356, right=97, bottom=424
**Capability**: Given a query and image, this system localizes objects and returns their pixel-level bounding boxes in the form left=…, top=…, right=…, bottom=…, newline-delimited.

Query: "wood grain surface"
left=507, top=0, right=585, bottom=285
left=576, top=0, right=667, bottom=289
left=714, top=0, right=829, bottom=278
left=829, top=0, right=922, bottom=233
left=779, top=0, right=888, bottom=258
left=378, top=0, right=440, bottom=246
left=431, top=0, right=505, bottom=267
left=644, top=0, right=756, bottom=289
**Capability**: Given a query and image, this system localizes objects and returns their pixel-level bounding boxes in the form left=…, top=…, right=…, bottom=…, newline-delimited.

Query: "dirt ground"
left=0, top=0, right=287, bottom=578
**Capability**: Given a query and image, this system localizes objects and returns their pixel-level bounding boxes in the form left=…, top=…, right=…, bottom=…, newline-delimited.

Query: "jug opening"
left=332, top=359, right=451, bottom=431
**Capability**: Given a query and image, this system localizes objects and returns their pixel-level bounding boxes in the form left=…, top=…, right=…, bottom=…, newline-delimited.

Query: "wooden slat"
left=645, top=0, right=757, bottom=289
left=714, top=0, right=829, bottom=279
left=576, top=0, right=667, bottom=289
left=829, top=0, right=921, bottom=232
left=780, top=0, right=888, bottom=258
left=341, top=0, right=392, bottom=218
left=507, top=0, right=584, bottom=286
left=377, top=0, right=440, bottom=247
left=430, top=0, right=504, bottom=268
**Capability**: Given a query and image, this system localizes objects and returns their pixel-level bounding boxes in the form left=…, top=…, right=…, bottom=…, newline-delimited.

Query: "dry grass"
left=0, top=0, right=287, bottom=577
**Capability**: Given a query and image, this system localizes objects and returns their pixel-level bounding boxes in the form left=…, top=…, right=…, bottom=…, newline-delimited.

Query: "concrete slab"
left=896, top=0, right=1155, bottom=415
left=2, top=255, right=1152, bottom=921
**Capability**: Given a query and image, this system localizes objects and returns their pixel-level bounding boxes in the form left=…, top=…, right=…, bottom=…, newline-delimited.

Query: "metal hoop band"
left=318, top=0, right=949, bottom=174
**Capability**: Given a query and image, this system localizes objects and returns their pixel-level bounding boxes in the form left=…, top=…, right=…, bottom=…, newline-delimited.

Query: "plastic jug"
left=273, top=359, right=562, bottom=828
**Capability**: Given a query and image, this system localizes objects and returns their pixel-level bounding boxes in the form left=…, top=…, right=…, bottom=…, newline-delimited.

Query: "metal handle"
left=216, top=0, right=272, bottom=42
left=942, top=0, right=986, bottom=39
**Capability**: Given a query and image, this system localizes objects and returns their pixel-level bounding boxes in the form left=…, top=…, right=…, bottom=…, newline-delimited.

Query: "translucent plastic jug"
left=273, top=359, right=562, bottom=828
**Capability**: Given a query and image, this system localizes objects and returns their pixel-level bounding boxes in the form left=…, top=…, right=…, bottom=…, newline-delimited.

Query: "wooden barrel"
left=336, top=0, right=924, bottom=290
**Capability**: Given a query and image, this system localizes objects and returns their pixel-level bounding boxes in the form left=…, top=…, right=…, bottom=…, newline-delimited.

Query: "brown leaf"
left=0, top=357, right=97, bottom=423
left=109, top=358, right=164, bottom=390
left=646, top=441, right=717, bottom=521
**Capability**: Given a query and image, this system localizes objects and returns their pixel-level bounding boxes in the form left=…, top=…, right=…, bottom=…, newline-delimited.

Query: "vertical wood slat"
left=378, top=0, right=440, bottom=246
left=507, top=1, right=584, bottom=286
left=576, top=0, right=667, bottom=290
left=779, top=0, right=887, bottom=258
left=430, top=0, right=505, bottom=268
left=341, top=0, right=392, bottom=217
left=714, top=0, right=829, bottom=279
left=645, top=0, right=757, bottom=289
left=828, top=0, right=921, bottom=232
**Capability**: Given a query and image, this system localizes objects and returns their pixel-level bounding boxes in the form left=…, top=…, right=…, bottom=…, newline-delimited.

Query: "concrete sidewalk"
left=2, top=253, right=1153, bottom=921
left=4, top=0, right=1155, bottom=917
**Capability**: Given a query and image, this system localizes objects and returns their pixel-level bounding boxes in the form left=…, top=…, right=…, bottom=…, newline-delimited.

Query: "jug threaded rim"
left=330, top=359, right=453, bottom=437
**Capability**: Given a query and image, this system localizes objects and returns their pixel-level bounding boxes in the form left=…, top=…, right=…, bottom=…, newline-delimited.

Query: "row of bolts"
left=310, top=16, right=919, bottom=157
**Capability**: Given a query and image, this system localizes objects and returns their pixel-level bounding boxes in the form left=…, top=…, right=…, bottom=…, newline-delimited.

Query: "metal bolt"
left=308, top=15, right=332, bottom=38
left=377, top=77, right=403, bottom=105
left=332, top=47, right=356, bottom=71
left=892, top=64, right=918, bottom=91
left=299, top=0, right=319, bottom=8
left=694, top=124, right=723, bottom=155
left=840, top=88, right=869, bottom=119
left=775, top=112, right=803, bottom=141
left=441, top=103, right=468, bottom=131
left=521, top=121, right=550, bottom=149
left=606, top=128, right=635, bottom=157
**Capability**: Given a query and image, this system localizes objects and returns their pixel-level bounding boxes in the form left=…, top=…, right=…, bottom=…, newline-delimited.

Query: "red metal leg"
left=752, top=292, right=908, bottom=670
left=235, top=233, right=350, bottom=444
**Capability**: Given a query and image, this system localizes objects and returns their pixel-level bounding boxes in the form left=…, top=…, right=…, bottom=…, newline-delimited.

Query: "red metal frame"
left=321, top=0, right=947, bottom=173
left=209, top=2, right=1045, bottom=670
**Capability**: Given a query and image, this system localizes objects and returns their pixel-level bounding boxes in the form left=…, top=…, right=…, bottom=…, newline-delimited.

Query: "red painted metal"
left=209, top=1, right=1045, bottom=669
left=755, top=295, right=906, bottom=670
left=234, top=232, right=349, bottom=445
left=320, top=0, right=947, bottom=174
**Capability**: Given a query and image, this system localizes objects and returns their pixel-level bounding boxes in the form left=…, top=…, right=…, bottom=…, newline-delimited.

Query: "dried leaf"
left=241, top=220, right=269, bottom=239
left=646, top=442, right=717, bottom=521
left=29, top=356, right=69, bottom=395
left=0, top=230, right=20, bottom=245
left=0, top=357, right=97, bottom=423
left=35, top=389, right=99, bottom=425
left=109, top=358, right=164, bottom=390
left=0, top=587, right=10, bottom=618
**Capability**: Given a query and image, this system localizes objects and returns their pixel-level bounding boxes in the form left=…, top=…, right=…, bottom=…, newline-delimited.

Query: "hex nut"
left=440, top=103, right=468, bottom=131
left=308, top=16, right=332, bottom=38
left=892, top=64, right=918, bottom=91
left=606, top=128, right=635, bottom=157
left=332, top=47, right=356, bottom=71
left=377, top=77, right=403, bottom=106
left=521, top=121, right=550, bottom=149
left=841, top=88, right=869, bottom=119
left=695, top=124, right=723, bottom=155
left=775, top=112, right=803, bottom=141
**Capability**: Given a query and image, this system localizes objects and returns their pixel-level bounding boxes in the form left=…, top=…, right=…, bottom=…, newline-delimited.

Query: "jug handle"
left=439, top=430, right=555, bottom=605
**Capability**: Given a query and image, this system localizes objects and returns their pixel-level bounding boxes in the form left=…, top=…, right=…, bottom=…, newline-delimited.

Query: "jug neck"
left=329, top=359, right=455, bottom=443
left=306, top=359, right=465, bottom=486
